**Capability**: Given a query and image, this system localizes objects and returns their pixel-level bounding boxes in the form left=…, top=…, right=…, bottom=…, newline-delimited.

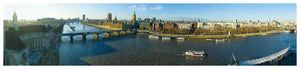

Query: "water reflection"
left=185, top=56, right=205, bottom=61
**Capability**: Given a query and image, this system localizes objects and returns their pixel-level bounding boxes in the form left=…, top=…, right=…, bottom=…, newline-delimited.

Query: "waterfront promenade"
left=137, top=30, right=280, bottom=39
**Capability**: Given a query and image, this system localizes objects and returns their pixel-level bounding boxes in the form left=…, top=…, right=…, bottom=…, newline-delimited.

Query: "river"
left=58, top=22, right=296, bottom=65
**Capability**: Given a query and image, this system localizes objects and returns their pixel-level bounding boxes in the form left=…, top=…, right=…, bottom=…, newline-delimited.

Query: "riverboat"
left=205, top=39, right=213, bottom=41
left=162, top=37, right=171, bottom=40
left=177, top=37, right=185, bottom=40
left=148, top=35, right=159, bottom=38
left=261, top=33, right=267, bottom=35
left=283, top=30, right=291, bottom=33
left=185, top=50, right=207, bottom=57
left=215, top=39, right=228, bottom=42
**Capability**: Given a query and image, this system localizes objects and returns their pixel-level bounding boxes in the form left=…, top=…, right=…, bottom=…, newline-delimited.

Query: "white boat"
left=215, top=39, right=228, bottom=42
left=162, top=37, right=171, bottom=40
left=261, top=33, right=267, bottom=35
left=205, top=39, right=213, bottom=41
left=177, top=37, right=185, bottom=40
left=185, top=50, right=207, bottom=57
left=148, top=35, right=159, bottom=38
left=283, top=30, right=290, bottom=33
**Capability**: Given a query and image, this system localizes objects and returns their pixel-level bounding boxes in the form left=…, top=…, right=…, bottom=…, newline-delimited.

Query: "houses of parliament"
left=83, top=11, right=138, bottom=30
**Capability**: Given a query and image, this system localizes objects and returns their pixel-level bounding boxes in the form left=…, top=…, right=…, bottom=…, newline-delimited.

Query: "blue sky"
left=4, top=4, right=296, bottom=22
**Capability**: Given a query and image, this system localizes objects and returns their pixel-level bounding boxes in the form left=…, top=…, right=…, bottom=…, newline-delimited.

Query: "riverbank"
left=84, top=23, right=122, bottom=30
left=138, top=30, right=280, bottom=39
left=234, top=31, right=273, bottom=37
left=152, top=32, right=231, bottom=39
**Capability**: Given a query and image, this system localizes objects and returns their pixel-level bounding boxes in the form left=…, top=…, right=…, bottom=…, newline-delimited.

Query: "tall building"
left=138, top=18, right=141, bottom=22
left=113, top=16, right=117, bottom=23
left=132, top=11, right=136, bottom=26
left=107, top=13, right=112, bottom=22
left=83, top=14, right=85, bottom=20
left=235, top=19, right=238, bottom=23
left=12, top=12, right=19, bottom=31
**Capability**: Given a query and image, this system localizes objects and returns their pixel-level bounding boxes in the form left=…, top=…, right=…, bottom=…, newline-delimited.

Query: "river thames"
left=58, top=22, right=296, bottom=65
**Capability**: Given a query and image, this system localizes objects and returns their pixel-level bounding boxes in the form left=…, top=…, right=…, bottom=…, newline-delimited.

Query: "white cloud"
left=130, top=5, right=137, bottom=10
left=150, top=5, right=163, bottom=10
left=137, top=5, right=148, bottom=12
left=129, top=5, right=163, bottom=12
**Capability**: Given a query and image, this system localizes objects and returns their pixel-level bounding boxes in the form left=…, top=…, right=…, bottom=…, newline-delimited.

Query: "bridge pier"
left=112, top=32, right=119, bottom=36
left=82, top=34, right=86, bottom=41
left=93, top=34, right=99, bottom=39
left=70, top=35, right=73, bottom=42
left=126, top=30, right=132, bottom=34
left=104, top=33, right=110, bottom=38
left=120, top=31, right=126, bottom=35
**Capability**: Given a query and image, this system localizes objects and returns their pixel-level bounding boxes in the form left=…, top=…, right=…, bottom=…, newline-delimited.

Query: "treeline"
left=159, top=28, right=194, bottom=34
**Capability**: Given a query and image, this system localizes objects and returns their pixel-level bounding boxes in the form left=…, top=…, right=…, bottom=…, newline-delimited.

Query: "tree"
left=140, top=26, right=144, bottom=30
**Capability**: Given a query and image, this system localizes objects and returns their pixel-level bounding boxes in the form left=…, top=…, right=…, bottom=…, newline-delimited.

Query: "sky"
left=4, top=4, right=297, bottom=22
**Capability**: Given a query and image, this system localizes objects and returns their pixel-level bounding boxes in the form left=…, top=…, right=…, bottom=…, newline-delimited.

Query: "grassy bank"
left=84, top=23, right=122, bottom=30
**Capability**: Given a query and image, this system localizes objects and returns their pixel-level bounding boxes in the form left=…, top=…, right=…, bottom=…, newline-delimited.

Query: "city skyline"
left=4, top=4, right=296, bottom=22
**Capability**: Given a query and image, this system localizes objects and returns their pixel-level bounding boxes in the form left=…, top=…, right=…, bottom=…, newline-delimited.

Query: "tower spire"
left=132, top=11, right=136, bottom=26
left=114, top=16, right=117, bottom=23
left=12, top=11, right=19, bottom=31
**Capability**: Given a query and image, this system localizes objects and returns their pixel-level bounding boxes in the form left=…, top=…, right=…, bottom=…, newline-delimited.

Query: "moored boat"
left=205, top=39, right=213, bottom=41
left=177, top=37, right=185, bottom=40
left=185, top=50, right=207, bottom=57
left=261, top=33, right=267, bottom=35
left=283, top=30, right=291, bottom=33
left=215, top=39, right=228, bottom=42
left=162, top=37, right=171, bottom=40
left=148, top=35, right=159, bottom=38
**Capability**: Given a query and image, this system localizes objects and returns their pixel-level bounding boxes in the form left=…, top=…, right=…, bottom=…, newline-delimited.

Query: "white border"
left=1, top=0, right=299, bottom=69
